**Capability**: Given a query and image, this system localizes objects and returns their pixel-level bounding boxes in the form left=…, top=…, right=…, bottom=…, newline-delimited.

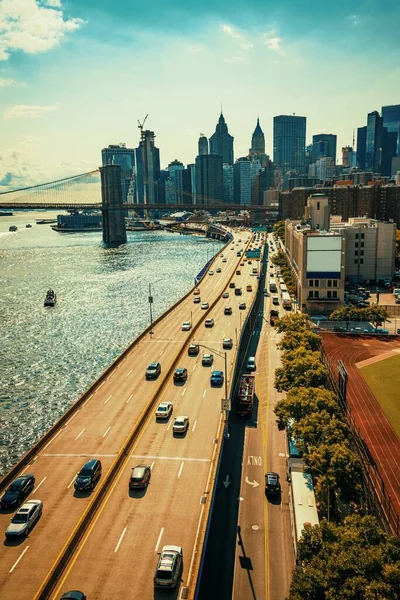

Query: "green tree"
left=273, top=220, right=285, bottom=241
left=275, top=349, right=328, bottom=392
left=292, top=410, right=349, bottom=448
left=330, top=305, right=388, bottom=329
left=274, top=387, right=339, bottom=430
left=275, top=313, right=309, bottom=333
left=289, top=515, right=400, bottom=600
left=278, top=330, right=320, bottom=352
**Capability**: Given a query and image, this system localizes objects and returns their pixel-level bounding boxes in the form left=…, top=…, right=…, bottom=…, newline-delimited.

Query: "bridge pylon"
left=100, top=165, right=127, bottom=245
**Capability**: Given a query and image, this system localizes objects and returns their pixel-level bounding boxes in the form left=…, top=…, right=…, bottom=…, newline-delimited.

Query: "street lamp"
left=148, top=278, right=164, bottom=337
left=195, top=342, right=229, bottom=439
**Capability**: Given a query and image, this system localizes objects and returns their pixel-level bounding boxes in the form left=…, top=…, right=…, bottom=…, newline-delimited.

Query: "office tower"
left=198, top=134, right=208, bottom=156
left=315, top=157, right=335, bottom=180
left=273, top=115, right=306, bottom=173
left=135, top=129, right=160, bottom=204
left=382, top=104, right=400, bottom=155
left=356, top=126, right=367, bottom=169
left=250, top=158, right=262, bottom=204
left=250, top=118, right=265, bottom=154
left=257, top=162, right=275, bottom=204
left=101, top=143, right=135, bottom=203
left=312, top=134, right=337, bottom=164
left=157, top=170, right=168, bottom=205
left=342, top=146, right=354, bottom=167
left=382, top=130, right=398, bottom=177
left=188, top=163, right=196, bottom=204
left=365, top=111, right=384, bottom=173
left=223, top=164, right=234, bottom=204
left=209, top=112, right=234, bottom=165
left=234, top=157, right=251, bottom=205
left=166, top=159, right=184, bottom=204
left=195, top=154, right=223, bottom=205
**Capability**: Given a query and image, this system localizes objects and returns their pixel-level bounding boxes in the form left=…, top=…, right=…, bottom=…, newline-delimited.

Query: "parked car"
left=202, top=353, right=214, bottom=366
left=173, top=416, right=189, bottom=434
left=154, top=545, right=183, bottom=588
left=224, top=306, right=232, bottom=315
left=74, top=459, right=102, bottom=492
left=5, top=499, right=43, bottom=538
left=129, top=464, right=151, bottom=490
left=188, top=344, right=199, bottom=356
left=181, top=321, right=192, bottom=331
left=146, top=362, right=161, bottom=380
left=223, top=338, right=233, bottom=349
left=0, top=474, right=35, bottom=509
left=265, top=472, right=281, bottom=496
left=155, top=401, right=173, bottom=419
left=173, top=368, right=188, bottom=383
left=205, top=318, right=214, bottom=327
left=210, top=370, right=224, bottom=386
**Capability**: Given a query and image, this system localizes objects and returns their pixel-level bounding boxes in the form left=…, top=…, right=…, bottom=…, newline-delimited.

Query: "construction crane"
left=138, top=114, right=150, bottom=220
left=138, top=114, right=149, bottom=141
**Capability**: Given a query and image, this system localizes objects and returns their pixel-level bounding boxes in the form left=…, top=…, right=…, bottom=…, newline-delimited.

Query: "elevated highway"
left=0, top=229, right=266, bottom=599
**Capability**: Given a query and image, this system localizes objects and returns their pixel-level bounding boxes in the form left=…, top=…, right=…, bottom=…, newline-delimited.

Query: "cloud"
left=0, top=0, right=85, bottom=61
left=19, top=134, right=41, bottom=145
left=220, top=23, right=253, bottom=51
left=0, top=77, right=17, bottom=87
left=4, top=104, right=59, bottom=119
left=264, top=36, right=285, bottom=56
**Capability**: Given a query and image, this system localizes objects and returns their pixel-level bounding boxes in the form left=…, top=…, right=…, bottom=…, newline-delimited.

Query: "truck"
left=236, top=374, right=255, bottom=417
left=270, top=309, right=279, bottom=326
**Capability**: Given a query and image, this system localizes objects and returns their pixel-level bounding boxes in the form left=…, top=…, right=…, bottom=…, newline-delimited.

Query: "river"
left=0, top=212, right=223, bottom=476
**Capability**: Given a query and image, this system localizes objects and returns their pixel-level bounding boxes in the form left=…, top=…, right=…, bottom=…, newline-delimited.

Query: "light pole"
left=148, top=283, right=154, bottom=337
left=196, top=342, right=229, bottom=439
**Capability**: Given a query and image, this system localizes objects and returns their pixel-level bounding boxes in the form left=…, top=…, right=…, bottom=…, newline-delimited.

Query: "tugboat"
left=44, top=289, right=56, bottom=307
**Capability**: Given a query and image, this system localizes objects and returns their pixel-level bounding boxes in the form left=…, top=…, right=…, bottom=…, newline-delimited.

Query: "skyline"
left=0, top=0, right=400, bottom=190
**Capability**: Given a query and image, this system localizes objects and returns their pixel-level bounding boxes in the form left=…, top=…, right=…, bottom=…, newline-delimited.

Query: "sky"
left=0, top=0, right=399, bottom=189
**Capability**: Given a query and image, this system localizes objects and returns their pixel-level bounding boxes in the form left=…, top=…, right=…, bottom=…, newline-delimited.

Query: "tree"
left=279, top=330, right=320, bottom=352
left=292, top=410, right=350, bottom=448
left=274, top=387, right=339, bottom=430
left=275, top=313, right=309, bottom=333
left=273, top=220, right=285, bottom=241
left=275, top=349, right=328, bottom=392
left=289, top=515, right=400, bottom=600
left=330, top=305, right=388, bottom=329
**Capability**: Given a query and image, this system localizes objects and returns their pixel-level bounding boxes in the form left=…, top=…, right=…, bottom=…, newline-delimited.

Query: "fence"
left=320, top=346, right=400, bottom=537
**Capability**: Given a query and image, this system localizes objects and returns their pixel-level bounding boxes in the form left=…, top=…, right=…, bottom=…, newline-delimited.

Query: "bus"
left=282, top=291, right=291, bottom=309
left=269, top=277, right=277, bottom=293
left=287, top=458, right=319, bottom=561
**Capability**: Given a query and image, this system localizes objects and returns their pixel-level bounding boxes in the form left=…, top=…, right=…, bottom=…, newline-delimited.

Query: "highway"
left=0, top=229, right=263, bottom=599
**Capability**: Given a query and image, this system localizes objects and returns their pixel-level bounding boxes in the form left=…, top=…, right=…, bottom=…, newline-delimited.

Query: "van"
left=246, top=356, right=256, bottom=371
left=272, top=295, right=279, bottom=305
left=74, top=459, right=102, bottom=491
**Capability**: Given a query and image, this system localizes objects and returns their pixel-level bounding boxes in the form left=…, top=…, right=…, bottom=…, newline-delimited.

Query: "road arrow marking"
left=245, top=476, right=260, bottom=488
left=223, top=475, right=231, bottom=488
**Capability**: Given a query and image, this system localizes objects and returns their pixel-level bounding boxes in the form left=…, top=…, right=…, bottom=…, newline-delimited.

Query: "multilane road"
left=0, top=230, right=263, bottom=600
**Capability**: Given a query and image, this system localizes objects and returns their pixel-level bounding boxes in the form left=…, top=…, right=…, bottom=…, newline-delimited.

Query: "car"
left=193, top=288, right=200, bottom=295
left=229, top=282, right=235, bottom=288
left=263, top=289, right=270, bottom=296
left=201, top=302, right=209, bottom=309
left=173, top=416, right=189, bottom=434
left=265, top=472, right=281, bottom=496
left=202, top=353, right=214, bottom=366
left=188, top=343, right=199, bottom=356
left=205, top=318, right=214, bottom=327
left=146, top=362, right=161, bottom=379
left=272, top=296, right=279, bottom=305
left=209, top=271, right=214, bottom=276
left=0, top=474, right=35, bottom=509
left=236, top=270, right=241, bottom=275
left=222, top=258, right=227, bottom=262
left=216, top=267, right=221, bottom=273
left=396, top=298, right=400, bottom=304
left=239, top=302, right=246, bottom=310
left=220, top=254, right=224, bottom=258
left=182, top=321, right=192, bottom=331
left=224, top=306, right=232, bottom=315
left=5, top=499, right=43, bottom=538
left=248, top=260, right=252, bottom=264
left=240, top=262, right=245, bottom=266
left=210, top=371, right=224, bottom=386
left=154, top=545, right=183, bottom=588
left=173, top=368, right=188, bottom=383
left=60, top=592, right=87, bottom=600
left=193, top=296, right=201, bottom=303
left=246, top=285, right=253, bottom=292
left=222, top=292, right=229, bottom=298
left=333, top=326, right=347, bottom=332
left=74, top=459, right=102, bottom=492
left=234, top=288, right=242, bottom=296
left=155, top=401, right=173, bottom=419
left=223, top=338, right=233, bottom=349
left=129, top=464, right=151, bottom=489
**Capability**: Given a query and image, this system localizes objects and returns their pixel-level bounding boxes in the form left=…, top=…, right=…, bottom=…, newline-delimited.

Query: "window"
left=333, top=280, right=338, bottom=287
left=314, top=280, right=319, bottom=287
left=361, top=250, right=364, bottom=256
left=333, top=291, right=338, bottom=299
left=309, top=280, right=314, bottom=287
left=317, top=202, right=320, bottom=210
left=309, top=290, right=314, bottom=298
left=314, top=290, right=319, bottom=298
left=355, top=234, right=359, bottom=239
left=355, top=242, right=358, bottom=248
left=360, top=259, right=364, bottom=264
left=361, top=242, right=364, bottom=248
left=354, top=259, right=358, bottom=264
left=327, top=290, right=332, bottom=299
left=327, top=280, right=332, bottom=288
left=361, top=233, right=365, bottom=239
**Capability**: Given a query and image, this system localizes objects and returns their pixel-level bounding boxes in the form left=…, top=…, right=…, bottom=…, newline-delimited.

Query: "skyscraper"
left=273, top=115, right=306, bottom=173
left=356, top=126, right=367, bottom=169
left=135, top=130, right=160, bottom=204
left=198, top=134, right=208, bottom=156
left=382, top=104, right=400, bottom=155
left=166, top=159, right=184, bottom=204
left=250, top=118, right=265, bottom=154
left=365, top=111, right=384, bottom=173
left=311, top=134, right=337, bottom=165
left=195, top=154, right=223, bottom=205
left=209, top=112, right=234, bottom=165
left=222, top=164, right=234, bottom=204
left=234, top=157, right=251, bottom=205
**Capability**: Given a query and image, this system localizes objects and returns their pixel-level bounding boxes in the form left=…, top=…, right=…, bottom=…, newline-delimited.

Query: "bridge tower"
left=100, top=164, right=127, bottom=245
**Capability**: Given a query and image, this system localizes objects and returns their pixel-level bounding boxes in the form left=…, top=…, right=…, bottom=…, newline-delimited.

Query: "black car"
left=0, top=474, right=35, bottom=509
left=239, top=302, right=246, bottom=310
left=60, top=593, right=86, bottom=600
left=188, top=344, right=199, bottom=356
left=224, top=307, right=232, bottom=315
left=229, top=282, right=236, bottom=288
left=74, top=459, right=102, bottom=492
left=146, top=362, right=161, bottom=380
left=173, top=368, right=188, bottom=383
left=265, top=472, right=281, bottom=496
left=129, top=464, right=151, bottom=490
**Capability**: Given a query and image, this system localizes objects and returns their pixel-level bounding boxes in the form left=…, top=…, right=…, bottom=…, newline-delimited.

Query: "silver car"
left=172, top=416, right=189, bottom=434
left=5, top=499, right=42, bottom=538
left=155, top=402, right=173, bottom=419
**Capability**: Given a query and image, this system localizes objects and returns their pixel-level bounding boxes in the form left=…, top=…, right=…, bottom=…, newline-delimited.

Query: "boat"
left=125, top=219, right=162, bottom=231
left=26, top=224, right=32, bottom=228
left=9, top=225, right=18, bottom=232
left=36, top=219, right=57, bottom=225
left=44, top=289, right=56, bottom=307
left=0, top=211, right=13, bottom=217
left=51, top=210, right=102, bottom=232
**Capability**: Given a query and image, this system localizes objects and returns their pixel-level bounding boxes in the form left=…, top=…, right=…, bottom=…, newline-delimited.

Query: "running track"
left=321, top=334, right=400, bottom=521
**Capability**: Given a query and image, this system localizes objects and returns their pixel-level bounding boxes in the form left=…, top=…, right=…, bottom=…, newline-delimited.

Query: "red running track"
left=321, top=334, right=400, bottom=518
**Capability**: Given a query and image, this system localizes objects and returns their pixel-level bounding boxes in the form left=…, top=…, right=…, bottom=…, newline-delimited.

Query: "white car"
left=222, top=292, right=229, bottom=298
left=5, top=499, right=43, bottom=538
left=222, top=258, right=227, bottom=262
left=209, top=271, right=214, bottom=276
left=205, top=318, right=214, bottom=327
left=182, top=321, right=192, bottom=331
left=155, top=402, right=173, bottom=419
left=173, top=416, right=189, bottom=434
left=201, top=302, right=209, bottom=309
left=202, top=353, right=214, bottom=366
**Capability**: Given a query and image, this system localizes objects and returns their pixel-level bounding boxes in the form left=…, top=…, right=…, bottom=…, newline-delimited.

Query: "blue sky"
left=0, top=0, right=399, bottom=188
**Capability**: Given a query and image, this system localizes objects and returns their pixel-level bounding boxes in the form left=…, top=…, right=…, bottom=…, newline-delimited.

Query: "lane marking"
left=33, top=477, right=47, bottom=494
left=9, top=546, right=29, bottom=573
left=127, top=369, right=132, bottom=376
left=67, top=475, right=77, bottom=490
left=127, top=394, right=133, bottom=403
left=192, top=420, right=197, bottom=432
left=203, top=390, right=207, bottom=398
left=160, top=349, right=164, bottom=355
left=167, top=420, right=173, bottom=431
left=114, top=527, right=127, bottom=553
left=178, top=462, right=184, bottom=478
left=155, top=527, right=164, bottom=553
left=75, top=429, right=85, bottom=441
left=102, top=426, right=111, bottom=438
left=105, top=395, right=112, bottom=405
left=143, top=351, right=147, bottom=357
left=150, top=462, right=155, bottom=470
left=181, top=388, right=186, bottom=397
left=192, top=364, right=197, bottom=371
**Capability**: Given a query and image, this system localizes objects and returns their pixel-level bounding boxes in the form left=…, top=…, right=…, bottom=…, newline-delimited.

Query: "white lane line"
left=33, top=477, right=47, bottom=494
left=192, top=364, right=197, bottom=372
left=160, top=349, right=164, bottom=355
left=192, top=420, right=197, bottom=432
left=203, top=390, right=207, bottom=398
left=9, top=547, right=29, bottom=573
left=143, top=351, right=148, bottom=357
left=181, top=388, right=186, bottom=397
left=178, top=462, right=184, bottom=478
left=102, top=426, right=111, bottom=438
left=131, top=455, right=211, bottom=463
left=127, top=394, right=133, bottom=403
left=114, top=527, right=127, bottom=553
left=171, top=334, right=176, bottom=339
left=75, top=429, right=85, bottom=441
left=127, top=369, right=133, bottom=376
left=67, top=474, right=77, bottom=489
left=105, top=395, right=112, bottom=404
left=155, top=528, right=164, bottom=553
left=167, top=419, right=173, bottom=431
left=150, top=462, right=155, bottom=470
